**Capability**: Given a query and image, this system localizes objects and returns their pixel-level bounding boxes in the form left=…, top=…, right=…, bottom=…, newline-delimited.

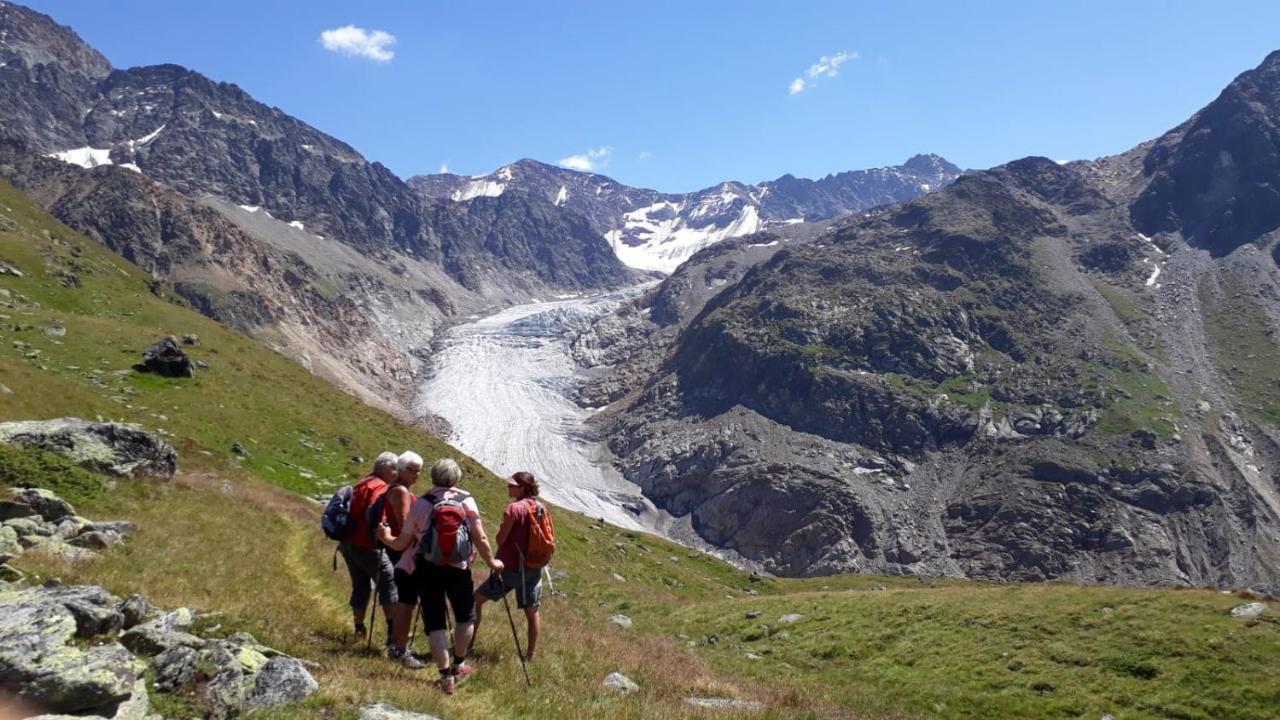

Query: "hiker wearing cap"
left=378, top=458, right=502, bottom=694
left=383, top=451, right=423, bottom=667
left=339, top=451, right=399, bottom=642
left=474, top=471, right=550, bottom=663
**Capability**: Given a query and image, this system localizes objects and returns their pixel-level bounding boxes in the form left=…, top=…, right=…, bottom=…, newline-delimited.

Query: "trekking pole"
left=542, top=563, right=555, bottom=594
left=499, top=576, right=532, bottom=686
left=407, top=598, right=420, bottom=653
left=368, top=556, right=382, bottom=652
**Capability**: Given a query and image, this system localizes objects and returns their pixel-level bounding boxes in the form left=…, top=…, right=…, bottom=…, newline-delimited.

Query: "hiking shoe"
left=401, top=653, right=427, bottom=670
left=451, top=662, right=475, bottom=682
left=437, top=674, right=456, bottom=694
left=353, top=625, right=367, bottom=643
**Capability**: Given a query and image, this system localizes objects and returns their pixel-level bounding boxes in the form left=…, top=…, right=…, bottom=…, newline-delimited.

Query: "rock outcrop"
left=0, top=581, right=317, bottom=718
left=0, top=487, right=139, bottom=580
left=0, top=418, right=177, bottom=479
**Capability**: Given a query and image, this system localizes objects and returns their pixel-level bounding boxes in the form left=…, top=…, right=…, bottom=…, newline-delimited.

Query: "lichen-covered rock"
left=360, top=702, right=442, bottom=720
left=202, top=642, right=271, bottom=719
left=118, top=594, right=147, bottom=629
left=244, top=656, right=318, bottom=711
left=603, top=672, right=639, bottom=694
left=21, top=643, right=140, bottom=713
left=151, top=644, right=198, bottom=692
left=6, top=515, right=56, bottom=541
left=0, top=499, right=37, bottom=521
left=121, top=609, right=204, bottom=655
left=0, top=524, right=23, bottom=561
left=69, top=529, right=122, bottom=550
left=12, top=488, right=76, bottom=522
left=65, top=599, right=124, bottom=637
left=0, top=418, right=177, bottom=479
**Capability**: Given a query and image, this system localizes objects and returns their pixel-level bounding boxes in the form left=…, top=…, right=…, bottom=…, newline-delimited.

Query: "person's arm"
left=470, top=515, right=503, bottom=573
left=377, top=504, right=416, bottom=551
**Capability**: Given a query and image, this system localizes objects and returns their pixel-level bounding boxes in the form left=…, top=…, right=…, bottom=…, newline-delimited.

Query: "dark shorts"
left=478, top=567, right=543, bottom=610
left=415, top=562, right=475, bottom=632
left=393, top=568, right=419, bottom=607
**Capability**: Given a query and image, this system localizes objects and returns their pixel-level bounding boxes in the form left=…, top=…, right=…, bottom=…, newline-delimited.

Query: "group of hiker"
left=322, top=451, right=555, bottom=694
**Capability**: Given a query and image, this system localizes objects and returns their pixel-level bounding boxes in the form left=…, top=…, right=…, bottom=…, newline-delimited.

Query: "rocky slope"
left=410, top=155, right=962, bottom=273
left=0, top=2, right=636, bottom=410
left=574, top=52, right=1280, bottom=590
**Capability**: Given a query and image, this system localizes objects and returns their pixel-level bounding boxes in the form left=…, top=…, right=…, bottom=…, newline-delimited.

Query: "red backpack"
left=348, top=475, right=388, bottom=550
left=522, top=498, right=556, bottom=568
left=418, top=491, right=474, bottom=566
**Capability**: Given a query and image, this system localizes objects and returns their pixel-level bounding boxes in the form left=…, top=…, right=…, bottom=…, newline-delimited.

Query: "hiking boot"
left=353, top=624, right=367, bottom=643
left=437, top=673, right=456, bottom=694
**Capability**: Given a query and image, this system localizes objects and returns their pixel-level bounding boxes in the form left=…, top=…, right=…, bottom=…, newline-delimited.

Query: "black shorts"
left=414, top=562, right=475, bottom=632
left=393, top=568, right=419, bottom=607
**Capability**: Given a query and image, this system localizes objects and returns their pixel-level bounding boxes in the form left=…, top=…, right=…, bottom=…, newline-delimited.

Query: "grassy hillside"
left=2, top=180, right=1279, bottom=719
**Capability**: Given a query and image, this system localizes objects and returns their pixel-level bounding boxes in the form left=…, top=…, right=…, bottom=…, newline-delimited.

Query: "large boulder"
left=138, top=336, right=195, bottom=378
left=244, top=656, right=318, bottom=711
left=0, top=585, right=140, bottom=714
left=0, top=418, right=177, bottom=479
left=121, top=608, right=204, bottom=656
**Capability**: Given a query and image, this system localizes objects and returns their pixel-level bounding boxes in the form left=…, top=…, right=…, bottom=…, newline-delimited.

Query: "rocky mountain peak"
left=1131, top=48, right=1280, bottom=255
left=0, top=1, right=110, bottom=78
left=902, top=153, right=962, bottom=176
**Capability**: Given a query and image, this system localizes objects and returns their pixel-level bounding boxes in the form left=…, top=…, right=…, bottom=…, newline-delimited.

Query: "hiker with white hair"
left=378, top=457, right=502, bottom=694
left=383, top=450, right=425, bottom=667
left=338, top=451, right=399, bottom=642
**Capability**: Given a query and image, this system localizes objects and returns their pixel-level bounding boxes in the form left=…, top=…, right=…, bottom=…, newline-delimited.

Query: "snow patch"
left=613, top=202, right=762, bottom=273
left=49, top=147, right=113, bottom=169
left=238, top=205, right=260, bottom=213
left=288, top=220, right=305, bottom=231
left=496, top=165, right=515, bottom=182
left=1145, top=264, right=1162, bottom=287
left=134, top=124, right=165, bottom=145
left=781, top=218, right=805, bottom=225
left=747, top=240, right=778, bottom=248
left=452, top=180, right=506, bottom=201
left=554, top=185, right=568, bottom=206
left=118, top=163, right=142, bottom=173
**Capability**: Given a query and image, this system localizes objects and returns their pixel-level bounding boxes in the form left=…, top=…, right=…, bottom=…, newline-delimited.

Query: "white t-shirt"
left=394, top=486, right=481, bottom=574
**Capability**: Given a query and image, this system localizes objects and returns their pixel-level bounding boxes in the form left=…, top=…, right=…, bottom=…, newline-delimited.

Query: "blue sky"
left=23, top=0, right=1280, bottom=192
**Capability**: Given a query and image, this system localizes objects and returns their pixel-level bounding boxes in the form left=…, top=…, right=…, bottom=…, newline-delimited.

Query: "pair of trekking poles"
left=365, top=560, right=536, bottom=686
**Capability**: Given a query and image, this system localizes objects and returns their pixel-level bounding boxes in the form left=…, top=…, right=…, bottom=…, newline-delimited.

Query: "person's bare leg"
left=469, top=593, right=487, bottom=653
left=453, top=620, right=474, bottom=660
left=523, top=607, right=541, bottom=661
left=429, top=629, right=450, bottom=670
left=390, top=603, right=413, bottom=650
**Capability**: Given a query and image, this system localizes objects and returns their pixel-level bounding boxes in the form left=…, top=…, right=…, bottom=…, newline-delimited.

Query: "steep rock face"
left=0, top=2, right=109, bottom=150
left=410, top=155, right=961, bottom=273
left=584, top=88, right=1280, bottom=588
left=1132, top=50, right=1280, bottom=256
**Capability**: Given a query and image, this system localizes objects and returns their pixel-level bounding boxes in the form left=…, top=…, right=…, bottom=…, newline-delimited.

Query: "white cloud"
left=559, top=146, right=612, bottom=172
left=439, top=162, right=450, bottom=173
left=319, top=25, right=396, bottom=63
left=637, top=151, right=653, bottom=162
left=789, top=50, right=857, bottom=95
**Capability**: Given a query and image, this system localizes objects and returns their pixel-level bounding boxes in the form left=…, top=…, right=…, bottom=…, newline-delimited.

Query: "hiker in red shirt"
left=474, top=471, right=547, bottom=662
left=339, top=452, right=399, bottom=641
left=383, top=451, right=423, bottom=667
